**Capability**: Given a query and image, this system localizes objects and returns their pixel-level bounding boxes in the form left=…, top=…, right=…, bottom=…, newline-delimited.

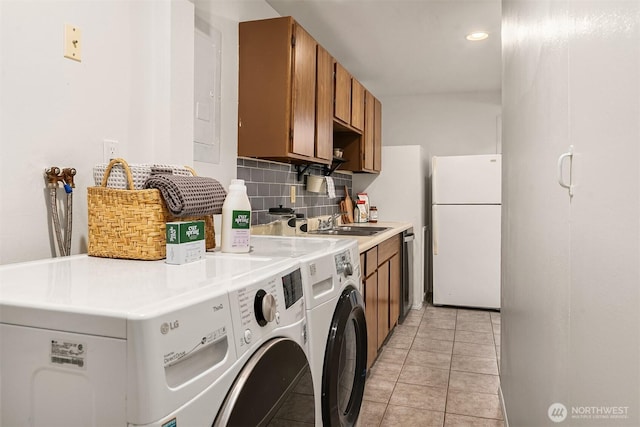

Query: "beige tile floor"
left=357, top=304, right=503, bottom=427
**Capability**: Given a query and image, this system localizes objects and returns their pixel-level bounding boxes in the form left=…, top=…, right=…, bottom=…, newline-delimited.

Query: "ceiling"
left=266, top=0, right=502, bottom=97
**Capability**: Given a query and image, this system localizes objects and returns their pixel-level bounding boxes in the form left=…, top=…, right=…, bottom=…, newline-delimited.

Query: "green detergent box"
left=165, top=220, right=205, bottom=265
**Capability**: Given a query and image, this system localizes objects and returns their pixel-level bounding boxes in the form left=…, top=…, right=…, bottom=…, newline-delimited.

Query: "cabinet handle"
left=557, top=145, right=574, bottom=196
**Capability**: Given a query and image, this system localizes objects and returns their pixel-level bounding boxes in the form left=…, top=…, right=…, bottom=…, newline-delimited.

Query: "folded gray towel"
left=144, top=175, right=226, bottom=217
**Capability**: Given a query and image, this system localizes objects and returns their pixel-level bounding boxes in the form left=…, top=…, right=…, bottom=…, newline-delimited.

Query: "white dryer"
left=251, top=236, right=368, bottom=426
left=0, top=251, right=312, bottom=427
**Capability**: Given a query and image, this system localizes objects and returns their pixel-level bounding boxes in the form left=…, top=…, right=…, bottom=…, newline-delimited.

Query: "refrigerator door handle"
left=557, top=145, right=574, bottom=196
left=432, top=207, right=438, bottom=256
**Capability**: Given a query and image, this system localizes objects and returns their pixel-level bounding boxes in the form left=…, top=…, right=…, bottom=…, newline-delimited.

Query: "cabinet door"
left=567, top=0, right=640, bottom=411
left=501, top=1, right=572, bottom=422
left=364, top=272, right=378, bottom=369
left=363, top=90, right=375, bottom=171
left=389, top=253, right=401, bottom=329
left=502, top=2, right=640, bottom=424
left=291, top=24, right=316, bottom=158
left=376, top=261, right=389, bottom=348
left=315, top=45, right=333, bottom=161
left=373, top=96, right=382, bottom=172
left=334, top=62, right=351, bottom=124
left=351, top=79, right=365, bottom=131
left=238, top=17, right=293, bottom=159
left=365, top=246, right=378, bottom=278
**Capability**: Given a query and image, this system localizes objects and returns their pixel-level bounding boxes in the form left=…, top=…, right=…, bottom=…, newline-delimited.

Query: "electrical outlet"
left=290, top=185, right=296, bottom=203
left=103, top=140, right=119, bottom=162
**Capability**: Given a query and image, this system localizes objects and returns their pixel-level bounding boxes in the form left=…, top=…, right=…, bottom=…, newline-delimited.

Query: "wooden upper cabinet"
left=291, top=24, right=317, bottom=159
left=338, top=89, right=382, bottom=173
left=374, top=96, right=382, bottom=172
left=334, top=62, right=351, bottom=124
left=351, top=79, right=365, bottom=131
left=364, top=90, right=375, bottom=171
left=238, top=17, right=330, bottom=165
left=238, top=16, right=381, bottom=170
left=361, top=90, right=382, bottom=173
left=334, top=62, right=364, bottom=132
left=315, top=45, right=333, bottom=162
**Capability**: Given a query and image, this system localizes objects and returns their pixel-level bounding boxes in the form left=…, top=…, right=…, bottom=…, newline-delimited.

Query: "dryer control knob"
left=254, top=289, right=277, bottom=327
left=343, top=262, right=354, bottom=276
left=244, top=329, right=252, bottom=344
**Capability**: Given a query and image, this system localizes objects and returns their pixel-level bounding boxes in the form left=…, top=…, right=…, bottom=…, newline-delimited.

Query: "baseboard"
left=499, top=384, right=509, bottom=427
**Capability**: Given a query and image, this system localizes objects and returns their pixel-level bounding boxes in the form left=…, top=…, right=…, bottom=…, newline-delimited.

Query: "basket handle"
left=184, top=165, right=198, bottom=176
left=101, top=158, right=135, bottom=190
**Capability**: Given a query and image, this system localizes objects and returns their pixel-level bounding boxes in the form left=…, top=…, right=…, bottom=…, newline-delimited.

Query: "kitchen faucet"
left=318, top=212, right=343, bottom=231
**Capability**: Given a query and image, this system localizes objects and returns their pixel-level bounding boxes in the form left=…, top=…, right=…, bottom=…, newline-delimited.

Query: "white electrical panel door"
left=432, top=204, right=501, bottom=309
left=432, top=154, right=502, bottom=204
left=194, top=26, right=221, bottom=164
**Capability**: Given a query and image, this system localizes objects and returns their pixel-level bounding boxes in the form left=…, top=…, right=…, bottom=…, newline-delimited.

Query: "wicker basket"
left=88, top=158, right=215, bottom=260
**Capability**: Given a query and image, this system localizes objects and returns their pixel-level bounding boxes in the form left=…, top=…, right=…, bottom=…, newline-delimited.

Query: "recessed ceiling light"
left=466, top=31, right=489, bottom=41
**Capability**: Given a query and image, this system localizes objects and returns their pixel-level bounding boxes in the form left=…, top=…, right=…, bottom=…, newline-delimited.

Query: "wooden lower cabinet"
left=376, top=261, right=390, bottom=346
left=361, top=233, right=402, bottom=369
left=364, top=271, right=378, bottom=370
left=389, top=253, right=401, bottom=328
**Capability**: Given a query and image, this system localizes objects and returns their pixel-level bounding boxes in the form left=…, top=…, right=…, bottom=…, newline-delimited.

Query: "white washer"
left=0, top=251, right=311, bottom=427
left=251, top=236, right=368, bottom=426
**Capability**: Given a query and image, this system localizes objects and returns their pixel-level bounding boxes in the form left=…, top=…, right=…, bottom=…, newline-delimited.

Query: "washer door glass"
left=213, top=338, right=313, bottom=427
left=322, top=285, right=367, bottom=426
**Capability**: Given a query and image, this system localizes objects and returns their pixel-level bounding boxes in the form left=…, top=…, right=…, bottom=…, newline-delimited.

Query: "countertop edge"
left=352, top=221, right=412, bottom=253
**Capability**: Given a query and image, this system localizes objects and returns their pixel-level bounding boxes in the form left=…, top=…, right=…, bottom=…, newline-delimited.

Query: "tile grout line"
left=441, top=308, right=458, bottom=426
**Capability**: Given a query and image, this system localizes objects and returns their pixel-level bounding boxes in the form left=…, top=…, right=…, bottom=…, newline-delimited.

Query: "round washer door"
left=213, top=337, right=314, bottom=426
left=321, top=284, right=368, bottom=426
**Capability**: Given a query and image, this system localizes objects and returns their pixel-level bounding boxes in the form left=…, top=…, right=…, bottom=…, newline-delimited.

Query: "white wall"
left=381, top=91, right=502, bottom=162
left=0, top=0, right=277, bottom=264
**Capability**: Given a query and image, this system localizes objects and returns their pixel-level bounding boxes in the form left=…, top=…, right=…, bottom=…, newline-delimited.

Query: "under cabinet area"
left=238, top=16, right=382, bottom=173
left=337, top=91, right=382, bottom=173
left=361, top=233, right=402, bottom=368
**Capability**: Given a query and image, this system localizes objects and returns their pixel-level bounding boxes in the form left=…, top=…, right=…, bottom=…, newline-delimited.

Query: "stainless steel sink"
left=308, top=226, right=390, bottom=237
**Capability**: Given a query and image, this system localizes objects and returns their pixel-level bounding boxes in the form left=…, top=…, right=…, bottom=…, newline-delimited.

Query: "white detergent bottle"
left=221, top=179, right=252, bottom=253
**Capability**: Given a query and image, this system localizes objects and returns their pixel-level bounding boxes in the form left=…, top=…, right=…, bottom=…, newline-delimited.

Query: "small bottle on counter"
left=221, top=179, right=252, bottom=253
left=369, top=206, right=378, bottom=223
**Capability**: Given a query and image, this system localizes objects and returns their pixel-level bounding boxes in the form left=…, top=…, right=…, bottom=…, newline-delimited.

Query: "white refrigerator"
left=431, top=154, right=501, bottom=309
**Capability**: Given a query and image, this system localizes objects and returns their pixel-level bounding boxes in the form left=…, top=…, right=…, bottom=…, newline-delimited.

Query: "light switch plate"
left=64, top=24, right=81, bottom=62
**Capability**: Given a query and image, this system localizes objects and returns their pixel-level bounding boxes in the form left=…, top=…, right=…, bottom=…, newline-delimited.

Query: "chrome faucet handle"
left=317, top=218, right=332, bottom=231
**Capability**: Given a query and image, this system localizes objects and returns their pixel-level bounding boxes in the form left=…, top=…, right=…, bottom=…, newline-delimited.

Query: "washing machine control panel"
left=227, top=265, right=306, bottom=358
left=254, top=289, right=277, bottom=326
left=335, top=250, right=354, bottom=276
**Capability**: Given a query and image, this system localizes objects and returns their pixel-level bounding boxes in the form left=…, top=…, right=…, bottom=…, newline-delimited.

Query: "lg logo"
left=548, top=403, right=568, bottom=423
left=160, top=320, right=180, bottom=334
